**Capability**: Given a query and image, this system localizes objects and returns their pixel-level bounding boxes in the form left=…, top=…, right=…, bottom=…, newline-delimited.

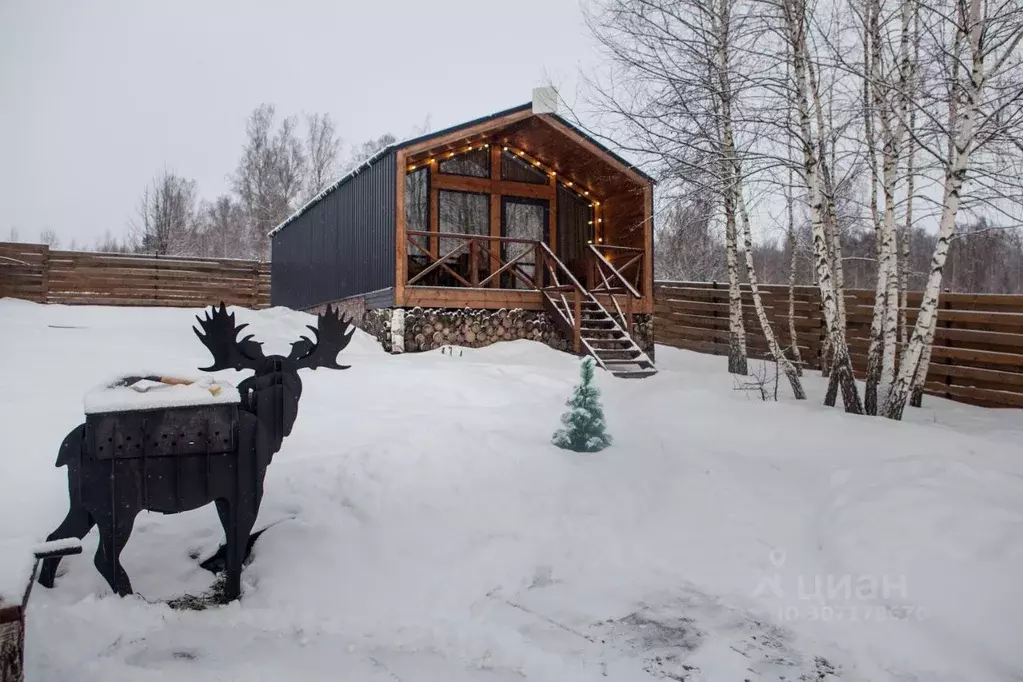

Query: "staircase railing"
left=539, top=242, right=592, bottom=355
left=537, top=243, right=655, bottom=375
left=586, top=244, right=643, bottom=333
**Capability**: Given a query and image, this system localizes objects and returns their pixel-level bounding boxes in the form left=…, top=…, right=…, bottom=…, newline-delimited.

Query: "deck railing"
left=406, top=231, right=541, bottom=290
left=405, top=231, right=647, bottom=303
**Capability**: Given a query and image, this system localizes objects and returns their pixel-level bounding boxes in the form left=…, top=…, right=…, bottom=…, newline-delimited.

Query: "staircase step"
left=580, top=325, right=620, bottom=333
left=551, top=299, right=602, bottom=309
left=595, top=350, right=643, bottom=361
left=611, top=369, right=658, bottom=379
left=585, top=338, right=635, bottom=348
left=602, top=359, right=654, bottom=369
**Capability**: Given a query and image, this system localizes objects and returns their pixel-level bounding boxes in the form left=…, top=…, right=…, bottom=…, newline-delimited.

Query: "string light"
left=409, top=140, right=602, bottom=208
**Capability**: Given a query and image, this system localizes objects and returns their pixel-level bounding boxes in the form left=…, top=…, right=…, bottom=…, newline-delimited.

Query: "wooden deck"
left=399, top=231, right=651, bottom=314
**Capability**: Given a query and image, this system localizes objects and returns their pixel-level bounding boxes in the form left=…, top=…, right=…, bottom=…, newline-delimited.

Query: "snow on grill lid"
left=84, top=375, right=239, bottom=414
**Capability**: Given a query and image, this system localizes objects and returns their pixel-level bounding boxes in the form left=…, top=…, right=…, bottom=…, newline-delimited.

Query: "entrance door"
left=557, top=185, right=592, bottom=285
left=501, top=196, right=549, bottom=289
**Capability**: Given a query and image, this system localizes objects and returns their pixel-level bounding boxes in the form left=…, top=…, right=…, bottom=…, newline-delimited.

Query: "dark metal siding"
left=271, top=151, right=396, bottom=309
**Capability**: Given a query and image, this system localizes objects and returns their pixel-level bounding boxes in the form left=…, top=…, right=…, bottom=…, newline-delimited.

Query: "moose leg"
left=40, top=424, right=92, bottom=588
left=215, top=495, right=258, bottom=601
left=214, top=498, right=239, bottom=599
left=94, top=510, right=137, bottom=596
left=38, top=506, right=95, bottom=588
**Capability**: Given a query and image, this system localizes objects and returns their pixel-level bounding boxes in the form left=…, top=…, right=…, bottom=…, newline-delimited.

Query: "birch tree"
left=779, top=0, right=864, bottom=412
left=39, top=229, right=60, bottom=249
left=232, top=104, right=307, bottom=260
left=857, top=0, right=918, bottom=414
left=130, top=170, right=199, bottom=256
left=584, top=0, right=751, bottom=375
left=738, top=182, right=807, bottom=397
left=304, top=112, right=341, bottom=199
left=882, top=0, right=1023, bottom=419
left=785, top=165, right=804, bottom=373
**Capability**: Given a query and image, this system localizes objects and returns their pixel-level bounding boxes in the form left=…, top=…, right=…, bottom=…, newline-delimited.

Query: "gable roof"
left=269, top=103, right=654, bottom=237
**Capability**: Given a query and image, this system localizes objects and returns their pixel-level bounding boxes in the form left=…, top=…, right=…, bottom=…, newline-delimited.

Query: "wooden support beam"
left=431, top=173, right=555, bottom=201
left=429, top=164, right=440, bottom=258
left=489, top=144, right=502, bottom=289
left=643, top=183, right=654, bottom=314
left=394, top=149, right=407, bottom=306
left=549, top=183, right=558, bottom=261
left=404, top=286, right=544, bottom=310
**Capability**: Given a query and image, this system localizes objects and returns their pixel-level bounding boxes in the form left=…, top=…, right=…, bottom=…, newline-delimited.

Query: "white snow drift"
left=1, top=299, right=1021, bottom=681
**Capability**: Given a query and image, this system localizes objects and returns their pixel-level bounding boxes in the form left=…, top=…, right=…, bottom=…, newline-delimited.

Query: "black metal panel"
left=271, top=151, right=396, bottom=309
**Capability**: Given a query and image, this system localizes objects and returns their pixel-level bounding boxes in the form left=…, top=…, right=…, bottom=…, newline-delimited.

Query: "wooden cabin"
left=270, top=90, right=657, bottom=377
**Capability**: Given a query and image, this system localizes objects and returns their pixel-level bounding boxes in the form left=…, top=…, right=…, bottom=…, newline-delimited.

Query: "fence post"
left=40, top=244, right=50, bottom=304
left=710, top=281, right=721, bottom=356
left=942, top=296, right=952, bottom=399
left=252, top=262, right=261, bottom=308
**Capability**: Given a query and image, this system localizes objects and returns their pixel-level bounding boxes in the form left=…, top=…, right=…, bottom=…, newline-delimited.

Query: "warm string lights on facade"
left=406, top=140, right=604, bottom=244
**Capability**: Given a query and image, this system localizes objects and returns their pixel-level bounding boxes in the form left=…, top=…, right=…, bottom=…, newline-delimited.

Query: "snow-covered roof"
left=267, top=103, right=656, bottom=239
left=268, top=143, right=402, bottom=238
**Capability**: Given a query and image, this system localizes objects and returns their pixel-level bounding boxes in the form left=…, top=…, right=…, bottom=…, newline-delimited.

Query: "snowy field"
left=1, top=298, right=1022, bottom=682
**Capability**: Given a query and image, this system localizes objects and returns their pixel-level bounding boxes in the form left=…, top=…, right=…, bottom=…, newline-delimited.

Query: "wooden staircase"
left=538, top=243, right=656, bottom=379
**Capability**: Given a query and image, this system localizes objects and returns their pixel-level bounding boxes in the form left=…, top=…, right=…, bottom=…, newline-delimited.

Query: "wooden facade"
left=392, top=108, right=655, bottom=316
left=270, top=99, right=657, bottom=375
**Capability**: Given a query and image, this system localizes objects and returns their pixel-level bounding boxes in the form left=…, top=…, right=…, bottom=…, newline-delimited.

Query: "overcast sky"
left=0, top=0, right=600, bottom=247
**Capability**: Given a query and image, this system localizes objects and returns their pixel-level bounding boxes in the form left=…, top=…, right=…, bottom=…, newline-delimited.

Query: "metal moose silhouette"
left=38, top=303, right=354, bottom=600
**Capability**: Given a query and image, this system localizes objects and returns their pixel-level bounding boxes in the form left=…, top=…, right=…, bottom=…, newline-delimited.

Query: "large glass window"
left=439, top=190, right=489, bottom=256
left=502, top=197, right=548, bottom=289
left=405, top=168, right=429, bottom=256
left=501, top=150, right=550, bottom=184
left=438, top=148, right=489, bottom=178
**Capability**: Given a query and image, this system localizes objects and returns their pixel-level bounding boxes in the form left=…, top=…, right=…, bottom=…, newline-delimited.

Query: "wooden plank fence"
left=0, top=242, right=269, bottom=309
left=654, top=280, right=1023, bottom=409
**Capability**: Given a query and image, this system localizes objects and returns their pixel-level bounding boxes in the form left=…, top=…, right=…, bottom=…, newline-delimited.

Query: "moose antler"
left=193, top=303, right=266, bottom=371
left=287, top=306, right=355, bottom=370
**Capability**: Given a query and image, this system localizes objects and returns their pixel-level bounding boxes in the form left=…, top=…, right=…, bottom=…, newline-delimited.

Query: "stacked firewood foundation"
left=361, top=307, right=654, bottom=359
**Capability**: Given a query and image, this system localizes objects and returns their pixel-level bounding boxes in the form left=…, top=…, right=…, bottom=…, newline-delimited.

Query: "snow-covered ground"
left=1, top=298, right=1022, bottom=682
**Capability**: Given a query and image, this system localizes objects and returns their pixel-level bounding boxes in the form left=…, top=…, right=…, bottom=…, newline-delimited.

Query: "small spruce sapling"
left=552, top=357, right=613, bottom=452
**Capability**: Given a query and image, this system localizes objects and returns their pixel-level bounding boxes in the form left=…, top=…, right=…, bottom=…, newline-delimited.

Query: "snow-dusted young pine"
left=552, top=357, right=613, bottom=453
